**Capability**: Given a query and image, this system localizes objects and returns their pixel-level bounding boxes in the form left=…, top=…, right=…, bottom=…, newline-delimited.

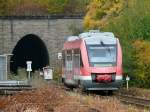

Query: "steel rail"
left=118, top=94, right=150, bottom=108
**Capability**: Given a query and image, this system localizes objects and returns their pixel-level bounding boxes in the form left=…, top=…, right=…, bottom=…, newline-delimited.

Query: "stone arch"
left=10, top=34, right=49, bottom=73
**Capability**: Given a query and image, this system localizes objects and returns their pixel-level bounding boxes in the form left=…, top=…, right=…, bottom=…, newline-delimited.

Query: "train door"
left=65, top=50, right=74, bottom=84
left=72, top=49, right=80, bottom=85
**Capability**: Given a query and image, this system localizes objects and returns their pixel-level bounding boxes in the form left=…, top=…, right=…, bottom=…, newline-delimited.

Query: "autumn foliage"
left=0, top=0, right=89, bottom=16
left=84, top=0, right=125, bottom=30
left=132, top=40, right=150, bottom=87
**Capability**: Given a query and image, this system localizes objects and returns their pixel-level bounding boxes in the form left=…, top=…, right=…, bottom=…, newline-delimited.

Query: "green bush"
left=130, top=40, right=150, bottom=88
left=95, top=10, right=107, bottom=19
left=68, top=23, right=83, bottom=35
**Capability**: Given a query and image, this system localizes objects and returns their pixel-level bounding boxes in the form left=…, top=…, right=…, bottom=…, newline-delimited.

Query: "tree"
left=0, top=0, right=89, bottom=16
left=0, top=0, right=9, bottom=16
left=132, top=40, right=150, bottom=87
left=10, top=0, right=48, bottom=16
left=84, top=0, right=125, bottom=30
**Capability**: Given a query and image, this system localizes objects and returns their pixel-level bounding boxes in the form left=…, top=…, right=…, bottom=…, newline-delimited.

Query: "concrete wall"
left=0, top=18, right=83, bottom=67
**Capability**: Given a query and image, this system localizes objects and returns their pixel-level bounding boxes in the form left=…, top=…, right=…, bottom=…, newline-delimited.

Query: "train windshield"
left=87, top=45, right=117, bottom=67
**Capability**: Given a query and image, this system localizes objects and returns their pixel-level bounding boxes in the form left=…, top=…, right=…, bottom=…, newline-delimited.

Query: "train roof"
left=67, top=30, right=117, bottom=45
left=67, top=36, right=79, bottom=41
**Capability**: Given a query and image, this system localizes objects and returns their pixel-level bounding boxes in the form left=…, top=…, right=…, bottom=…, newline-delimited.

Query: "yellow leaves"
left=133, top=40, right=150, bottom=64
left=84, top=15, right=101, bottom=30
left=132, top=40, right=150, bottom=86
left=106, top=0, right=124, bottom=14
left=84, top=0, right=125, bottom=30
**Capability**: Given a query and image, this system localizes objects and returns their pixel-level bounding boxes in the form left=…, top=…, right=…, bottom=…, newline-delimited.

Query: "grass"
left=0, top=85, right=146, bottom=112
left=8, top=68, right=49, bottom=88
left=120, top=87, right=150, bottom=100
left=8, top=68, right=28, bottom=81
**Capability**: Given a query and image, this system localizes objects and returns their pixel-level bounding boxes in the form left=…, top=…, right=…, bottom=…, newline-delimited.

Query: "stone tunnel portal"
left=10, top=34, right=49, bottom=73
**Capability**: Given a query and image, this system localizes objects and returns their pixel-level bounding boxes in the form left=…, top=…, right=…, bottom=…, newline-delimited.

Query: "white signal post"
left=126, top=75, right=130, bottom=90
left=43, top=67, right=53, bottom=80
left=3, top=54, right=13, bottom=80
left=26, top=61, right=32, bottom=83
left=58, top=52, right=62, bottom=60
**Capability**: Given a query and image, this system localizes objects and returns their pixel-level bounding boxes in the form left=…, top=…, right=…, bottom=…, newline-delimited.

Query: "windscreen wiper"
left=100, top=41, right=111, bottom=55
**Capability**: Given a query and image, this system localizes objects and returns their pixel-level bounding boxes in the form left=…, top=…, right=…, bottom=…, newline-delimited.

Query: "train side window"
left=66, top=50, right=72, bottom=71
left=66, top=50, right=72, bottom=60
left=74, top=49, right=80, bottom=54
left=80, top=51, right=83, bottom=67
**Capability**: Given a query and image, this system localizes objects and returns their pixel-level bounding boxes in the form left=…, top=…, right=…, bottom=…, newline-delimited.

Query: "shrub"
left=68, top=23, right=83, bottom=35
left=0, top=0, right=90, bottom=16
left=131, top=40, right=150, bottom=87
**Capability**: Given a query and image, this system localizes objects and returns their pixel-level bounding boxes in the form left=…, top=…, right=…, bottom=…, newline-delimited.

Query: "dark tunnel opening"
left=10, top=34, right=49, bottom=73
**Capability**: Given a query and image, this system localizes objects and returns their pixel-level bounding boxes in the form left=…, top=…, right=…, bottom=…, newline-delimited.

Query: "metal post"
left=127, top=80, right=128, bottom=90
left=26, top=61, right=32, bottom=84
left=3, top=54, right=13, bottom=80
left=5, top=55, right=7, bottom=80
left=126, top=76, right=130, bottom=91
left=28, top=71, right=30, bottom=80
left=28, top=71, right=31, bottom=84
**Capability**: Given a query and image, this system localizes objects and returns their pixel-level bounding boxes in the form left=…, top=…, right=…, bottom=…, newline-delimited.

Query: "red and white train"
left=62, top=30, right=122, bottom=91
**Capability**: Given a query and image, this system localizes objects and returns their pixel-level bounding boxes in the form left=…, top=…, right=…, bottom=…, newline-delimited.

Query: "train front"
left=80, top=32, right=123, bottom=91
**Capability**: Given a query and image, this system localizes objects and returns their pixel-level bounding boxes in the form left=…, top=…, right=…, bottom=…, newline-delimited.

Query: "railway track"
left=118, top=94, right=150, bottom=108
left=0, top=81, right=35, bottom=95
left=0, top=86, right=35, bottom=95
left=51, top=81, right=150, bottom=109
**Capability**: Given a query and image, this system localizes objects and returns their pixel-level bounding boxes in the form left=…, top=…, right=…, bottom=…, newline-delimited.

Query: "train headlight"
left=115, top=75, right=123, bottom=81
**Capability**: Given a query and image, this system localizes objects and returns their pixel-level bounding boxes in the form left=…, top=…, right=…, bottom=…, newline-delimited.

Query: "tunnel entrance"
left=10, top=34, right=49, bottom=73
